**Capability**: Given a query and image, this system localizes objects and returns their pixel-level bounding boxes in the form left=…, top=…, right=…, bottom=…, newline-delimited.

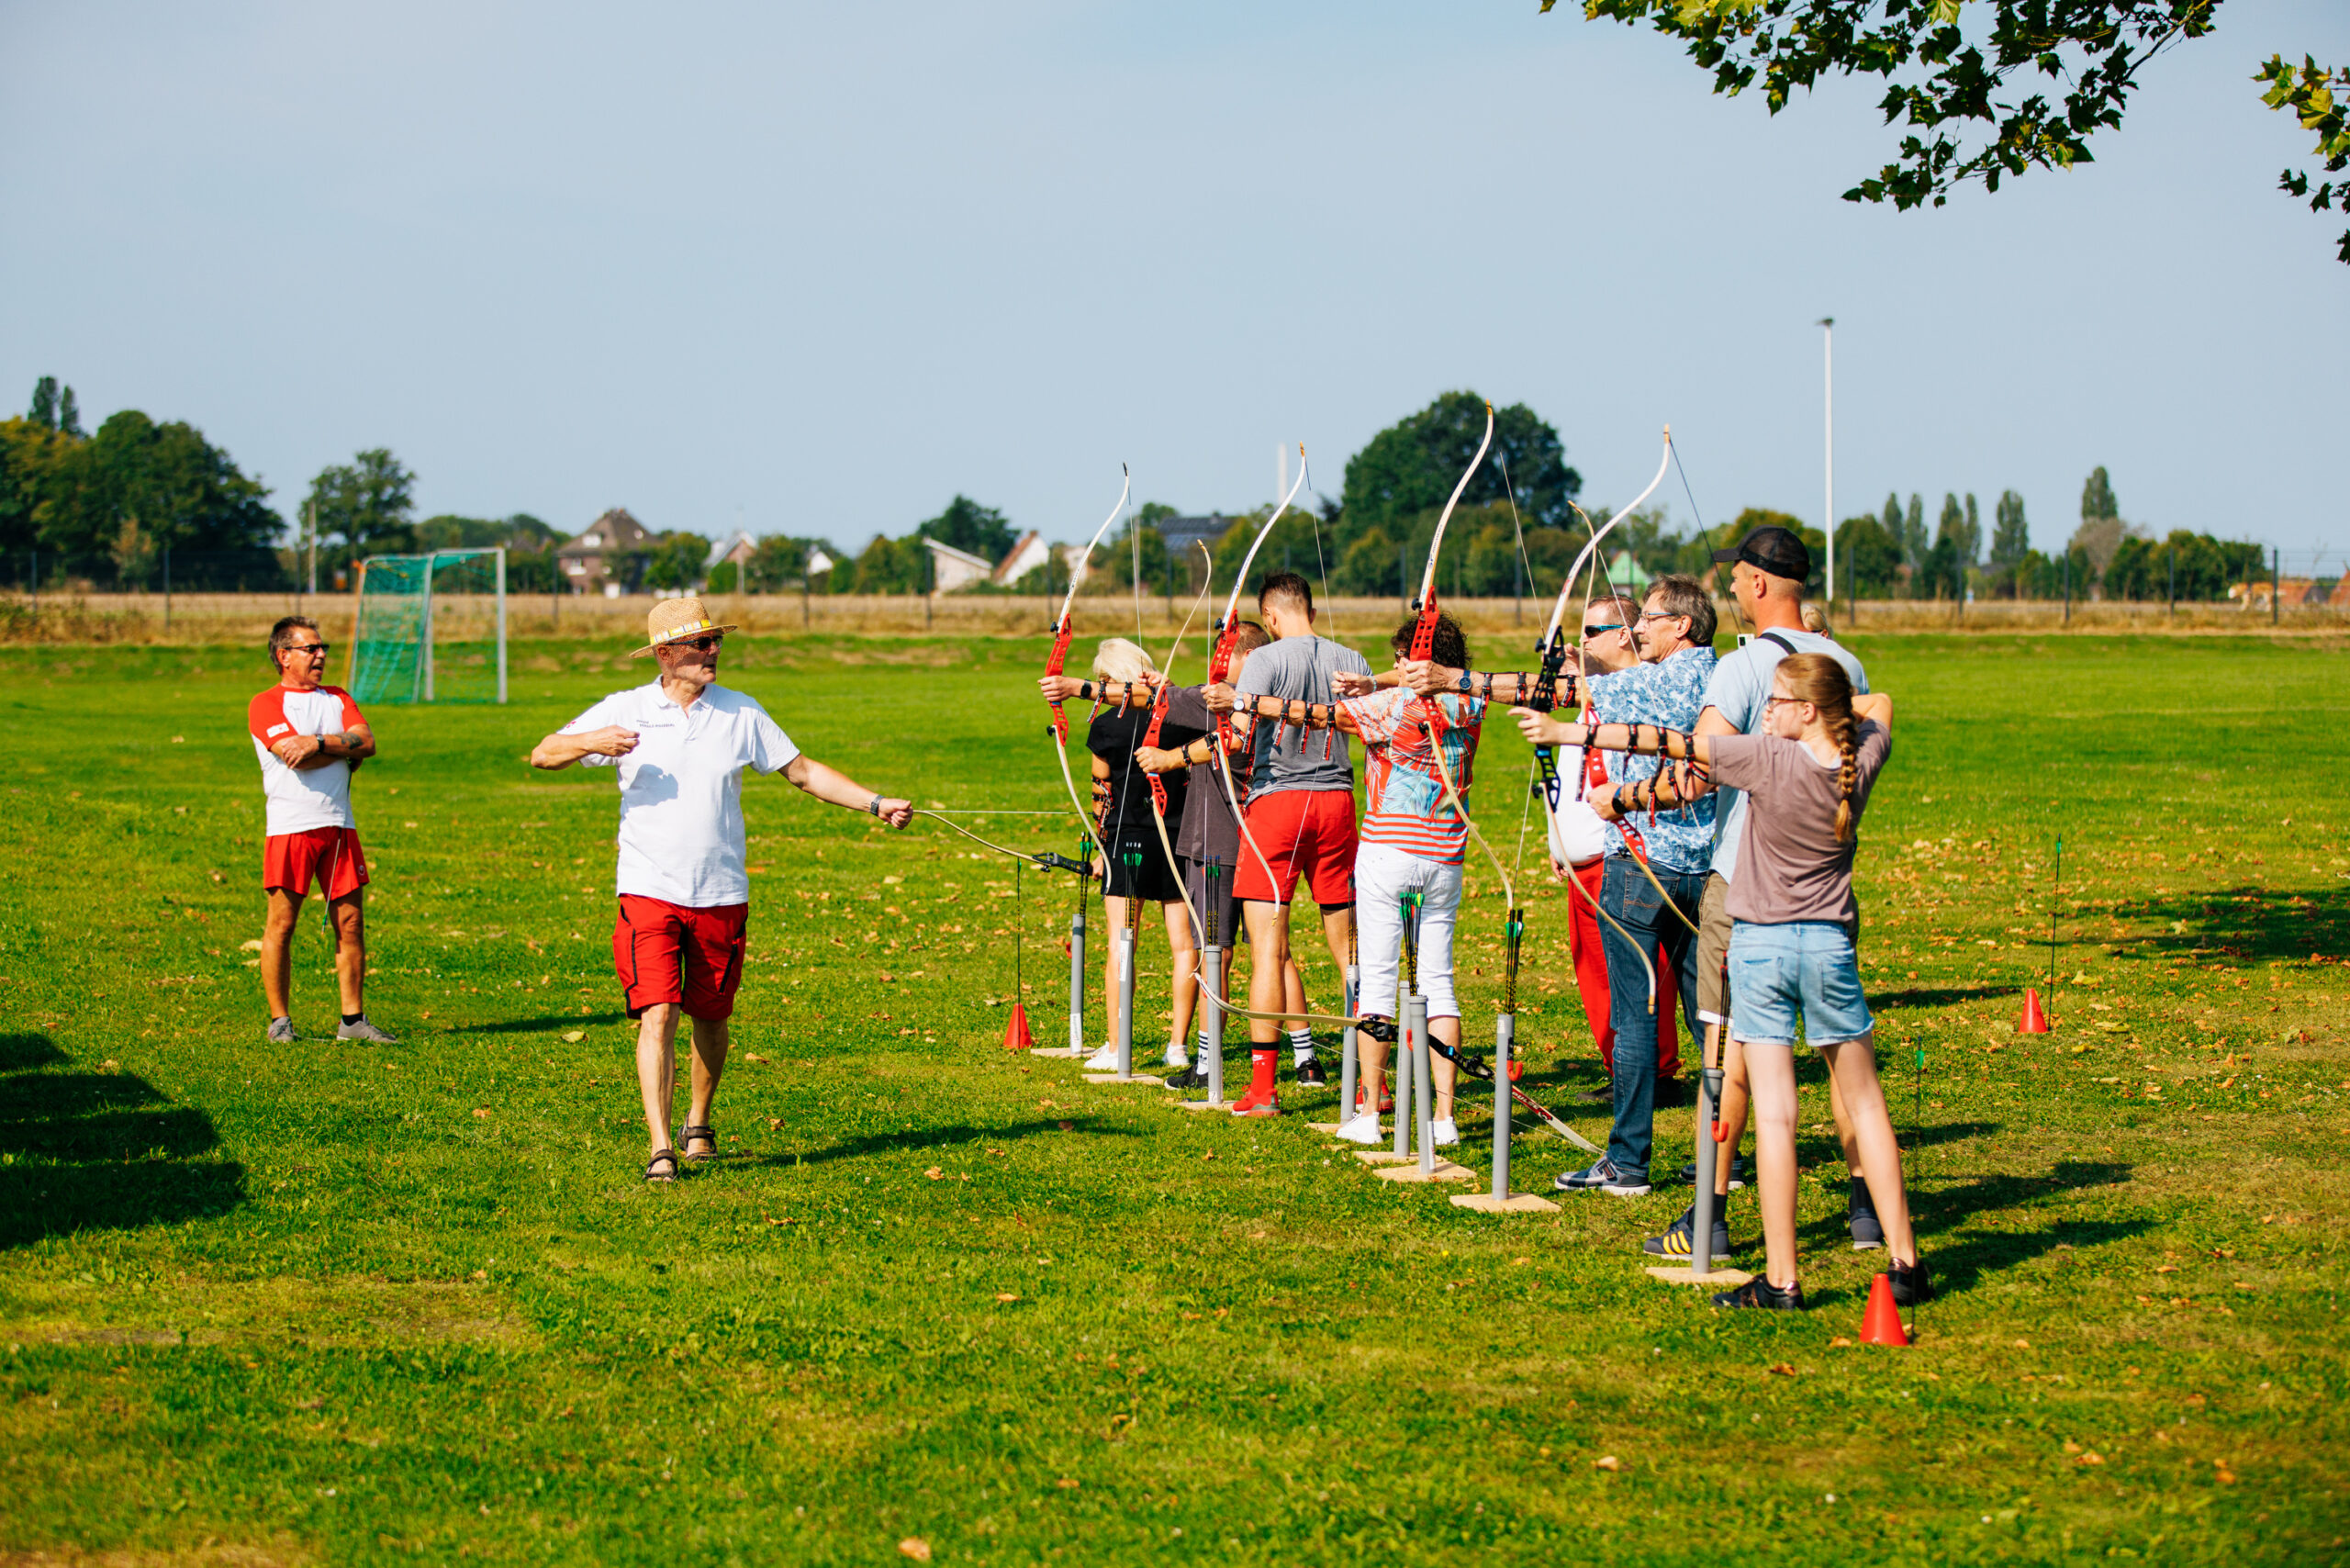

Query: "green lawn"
left=2, top=631, right=2345, bottom=1565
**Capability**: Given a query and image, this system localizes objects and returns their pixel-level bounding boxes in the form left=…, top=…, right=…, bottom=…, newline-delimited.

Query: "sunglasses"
left=1581, top=622, right=1626, bottom=638
left=285, top=642, right=330, bottom=655
left=670, top=635, right=724, bottom=653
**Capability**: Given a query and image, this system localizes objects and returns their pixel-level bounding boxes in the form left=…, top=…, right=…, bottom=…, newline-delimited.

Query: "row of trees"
left=1, top=378, right=285, bottom=588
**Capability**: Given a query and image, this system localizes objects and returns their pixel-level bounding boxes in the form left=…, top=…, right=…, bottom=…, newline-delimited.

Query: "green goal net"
left=347, top=549, right=508, bottom=705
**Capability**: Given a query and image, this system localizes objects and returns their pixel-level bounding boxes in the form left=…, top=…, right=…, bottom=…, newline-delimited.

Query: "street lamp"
left=1819, top=317, right=1835, bottom=608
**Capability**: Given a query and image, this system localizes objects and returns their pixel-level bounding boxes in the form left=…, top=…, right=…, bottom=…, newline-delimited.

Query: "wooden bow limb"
left=913, top=810, right=1096, bottom=878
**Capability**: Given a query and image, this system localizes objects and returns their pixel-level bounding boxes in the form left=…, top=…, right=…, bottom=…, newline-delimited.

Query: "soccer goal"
left=346, top=548, right=508, bottom=704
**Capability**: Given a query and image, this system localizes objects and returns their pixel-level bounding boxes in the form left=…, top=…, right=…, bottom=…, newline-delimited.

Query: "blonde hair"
left=1777, top=653, right=1860, bottom=843
left=1091, top=637, right=1158, bottom=685
left=1799, top=601, right=1835, bottom=638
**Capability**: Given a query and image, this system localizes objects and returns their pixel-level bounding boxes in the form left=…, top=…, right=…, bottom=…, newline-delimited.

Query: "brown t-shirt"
left=1707, top=722, right=1890, bottom=931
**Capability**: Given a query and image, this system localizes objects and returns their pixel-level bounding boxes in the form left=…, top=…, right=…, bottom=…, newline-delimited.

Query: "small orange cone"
left=2018, top=987, right=2052, bottom=1034
left=1860, top=1273, right=1909, bottom=1347
left=1002, top=1002, right=1035, bottom=1051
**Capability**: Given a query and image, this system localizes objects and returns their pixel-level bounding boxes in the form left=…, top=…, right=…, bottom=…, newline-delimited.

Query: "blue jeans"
left=1599, top=856, right=1707, bottom=1182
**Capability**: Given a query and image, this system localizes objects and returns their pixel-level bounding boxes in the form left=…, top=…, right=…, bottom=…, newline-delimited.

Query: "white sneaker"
left=1335, top=1112, right=1383, bottom=1146
left=1431, top=1117, right=1460, bottom=1148
left=1085, top=1043, right=1123, bottom=1070
left=1163, top=1049, right=1191, bottom=1071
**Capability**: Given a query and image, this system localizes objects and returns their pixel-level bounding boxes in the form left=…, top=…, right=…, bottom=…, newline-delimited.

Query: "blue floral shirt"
left=1588, top=644, right=1718, bottom=873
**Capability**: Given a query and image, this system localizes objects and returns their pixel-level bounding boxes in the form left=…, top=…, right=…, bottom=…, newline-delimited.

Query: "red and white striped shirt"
left=1342, top=689, right=1482, bottom=866
left=248, top=684, right=365, bottom=836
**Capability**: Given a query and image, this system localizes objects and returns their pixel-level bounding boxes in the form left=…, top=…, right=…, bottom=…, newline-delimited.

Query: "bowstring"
left=1497, top=452, right=1541, bottom=887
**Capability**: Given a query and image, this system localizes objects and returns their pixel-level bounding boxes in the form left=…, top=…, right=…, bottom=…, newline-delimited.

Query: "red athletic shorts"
left=614, top=895, right=749, bottom=1020
left=263, top=827, right=369, bottom=900
left=1233, top=789, right=1358, bottom=906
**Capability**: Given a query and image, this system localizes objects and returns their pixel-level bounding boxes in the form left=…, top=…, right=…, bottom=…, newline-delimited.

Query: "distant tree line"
left=1823, top=466, right=2266, bottom=603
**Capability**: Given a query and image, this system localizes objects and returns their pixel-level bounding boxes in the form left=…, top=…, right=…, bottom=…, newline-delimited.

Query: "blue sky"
left=4, top=1, right=2344, bottom=565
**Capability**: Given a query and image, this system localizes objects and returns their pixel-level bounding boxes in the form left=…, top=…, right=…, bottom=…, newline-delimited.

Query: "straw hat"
left=631, top=596, right=740, bottom=657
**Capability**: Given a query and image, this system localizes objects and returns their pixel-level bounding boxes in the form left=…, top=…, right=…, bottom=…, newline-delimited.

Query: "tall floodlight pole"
left=1819, top=318, right=1836, bottom=606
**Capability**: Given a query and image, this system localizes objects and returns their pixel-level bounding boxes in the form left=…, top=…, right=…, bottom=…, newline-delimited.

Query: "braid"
left=1830, top=706, right=1857, bottom=843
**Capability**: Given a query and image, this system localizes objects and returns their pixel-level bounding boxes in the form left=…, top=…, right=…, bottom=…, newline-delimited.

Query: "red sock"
left=1249, top=1049, right=1279, bottom=1099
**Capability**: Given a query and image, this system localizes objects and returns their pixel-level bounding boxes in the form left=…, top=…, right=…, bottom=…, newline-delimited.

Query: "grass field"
left=3, top=630, right=2346, bottom=1566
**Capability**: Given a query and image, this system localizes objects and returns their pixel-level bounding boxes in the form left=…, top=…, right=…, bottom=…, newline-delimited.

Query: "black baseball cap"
left=1712, top=524, right=1811, bottom=582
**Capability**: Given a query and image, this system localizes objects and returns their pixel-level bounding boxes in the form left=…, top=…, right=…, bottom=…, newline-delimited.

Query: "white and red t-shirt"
left=1339, top=689, right=1481, bottom=866
left=249, top=684, right=365, bottom=836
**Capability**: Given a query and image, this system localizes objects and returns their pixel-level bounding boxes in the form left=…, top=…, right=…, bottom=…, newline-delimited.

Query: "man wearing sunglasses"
left=532, top=597, right=914, bottom=1183
left=250, top=615, right=395, bottom=1045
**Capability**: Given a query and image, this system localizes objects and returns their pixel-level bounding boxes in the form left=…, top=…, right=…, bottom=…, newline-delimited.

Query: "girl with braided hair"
left=1516, top=654, right=1921, bottom=1305
left=1700, top=652, right=1920, bottom=1309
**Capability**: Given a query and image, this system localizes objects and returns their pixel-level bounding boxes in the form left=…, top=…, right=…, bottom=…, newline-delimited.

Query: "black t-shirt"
left=1087, top=700, right=1208, bottom=840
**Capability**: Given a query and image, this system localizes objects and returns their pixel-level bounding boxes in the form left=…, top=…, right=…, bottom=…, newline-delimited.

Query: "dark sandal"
left=644, top=1148, right=680, bottom=1182
left=680, top=1125, right=719, bottom=1162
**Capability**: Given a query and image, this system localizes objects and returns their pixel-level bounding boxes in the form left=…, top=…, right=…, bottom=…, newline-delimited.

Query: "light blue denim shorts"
left=1726, top=920, right=1874, bottom=1050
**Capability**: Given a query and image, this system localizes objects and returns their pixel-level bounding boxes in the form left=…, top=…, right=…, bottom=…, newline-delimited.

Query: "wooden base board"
left=1172, top=1099, right=1230, bottom=1113
left=1375, top=1159, right=1478, bottom=1185
left=1644, top=1264, right=1754, bottom=1288
left=1449, top=1191, right=1561, bottom=1214
left=1354, top=1150, right=1413, bottom=1166
left=1082, top=1072, right=1173, bottom=1087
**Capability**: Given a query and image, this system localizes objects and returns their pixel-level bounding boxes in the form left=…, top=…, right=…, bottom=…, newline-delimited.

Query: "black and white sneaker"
left=1676, top=1156, right=1749, bottom=1190
left=1642, top=1202, right=1733, bottom=1260
left=1849, top=1176, right=1886, bottom=1251
left=1886, top=1257, right=1934, bottom=1306
left=1293, top=1058, right=1329, bottom=1088
left=1163, top=1065, right=1211, bottom=1091
left=1552, top=1159, right=1651, bottom=1196
left=1713, top=1276, right=1807, bottom=1311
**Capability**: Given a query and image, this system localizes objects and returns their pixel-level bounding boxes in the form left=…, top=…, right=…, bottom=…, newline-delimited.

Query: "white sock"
left=1197, top=1028, right=1216, bottom=1057
left=1164, top=1044, right=1190, bottom=1069
left=1288, top=1028, right=1314, bottom=1065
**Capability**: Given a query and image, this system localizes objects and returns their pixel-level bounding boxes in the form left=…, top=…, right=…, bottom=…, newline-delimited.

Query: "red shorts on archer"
left=613, top=895, right=749, bottom=1020
left=1232, top=790, right=1359, bottom=905
left=263, top=827, right=369, bottom=900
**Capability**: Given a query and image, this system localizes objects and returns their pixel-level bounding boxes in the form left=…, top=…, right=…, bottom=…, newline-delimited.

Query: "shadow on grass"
left=468, top=1012, right=632, bottom=1035
left=0, top=1034, right=244, bottom=1248
left=2112, top=883, right=2350, bottom=966
left=1873, top=983, right=2024, bottom=1009
left=1800, top=1159, right=2143, bottom=1295
left=731, top=1116, right=1134, bottom=1170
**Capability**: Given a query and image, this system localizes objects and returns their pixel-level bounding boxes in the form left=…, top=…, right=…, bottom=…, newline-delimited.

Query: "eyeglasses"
left=671, top=635, right=724, bottom=652
left=1581, top=623, right=1626, bottom=638
left=285, top=642, right=330, bottom=655
left=1636, top=610, right=1685, bottom=623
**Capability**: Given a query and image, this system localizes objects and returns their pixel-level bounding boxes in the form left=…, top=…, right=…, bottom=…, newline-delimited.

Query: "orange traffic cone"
left=2018, top=987, right=2052, bottom=1034
left=1002, top=1002, right=1035, bottom=1051
left=1860, top=1273, right=1910, bottom=1347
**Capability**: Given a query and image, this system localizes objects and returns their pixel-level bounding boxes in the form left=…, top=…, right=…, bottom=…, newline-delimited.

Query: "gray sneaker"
left=336, top=1015, right=401, bottom=1044
left=266, top=1016, right=297, bottom=1044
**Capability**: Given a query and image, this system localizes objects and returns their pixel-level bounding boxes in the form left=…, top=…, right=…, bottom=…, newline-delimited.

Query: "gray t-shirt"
left=1232, top=633, right=1373, bottom=802
left=1167, top=687, right=1241, bottom=864
left=1709, top=722, right=1890, bottom=931
left=1701, top=631, right=1868, bottom=887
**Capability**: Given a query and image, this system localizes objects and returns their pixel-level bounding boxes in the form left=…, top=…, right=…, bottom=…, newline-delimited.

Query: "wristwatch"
left=867, top=793, right=883, bottom=816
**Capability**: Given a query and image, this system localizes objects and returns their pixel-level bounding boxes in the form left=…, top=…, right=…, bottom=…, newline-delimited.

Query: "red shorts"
left=263, top=827, right=369, bottom=900
left=1233, top=790, right=1358, bottom=906
left=614, top=895, right=749, bottom=1021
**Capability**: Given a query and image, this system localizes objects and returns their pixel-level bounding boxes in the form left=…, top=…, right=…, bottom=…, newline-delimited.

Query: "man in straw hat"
left=532, top=596, right=913, bottom=1182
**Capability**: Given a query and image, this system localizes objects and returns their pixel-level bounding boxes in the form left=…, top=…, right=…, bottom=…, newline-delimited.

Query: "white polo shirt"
left=248, top=683, right=365, bottom=836
left=559, top=680, right=800, bottom=908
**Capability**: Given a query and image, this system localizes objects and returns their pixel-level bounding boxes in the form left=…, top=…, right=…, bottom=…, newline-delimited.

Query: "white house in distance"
left=923, top=537, right=996, bottom=593
left=992, top=530, right=1053, bottom=588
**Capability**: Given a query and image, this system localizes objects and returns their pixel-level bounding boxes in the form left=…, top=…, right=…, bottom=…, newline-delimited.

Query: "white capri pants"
left=1353, top=842, right=1464, bottom=1023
